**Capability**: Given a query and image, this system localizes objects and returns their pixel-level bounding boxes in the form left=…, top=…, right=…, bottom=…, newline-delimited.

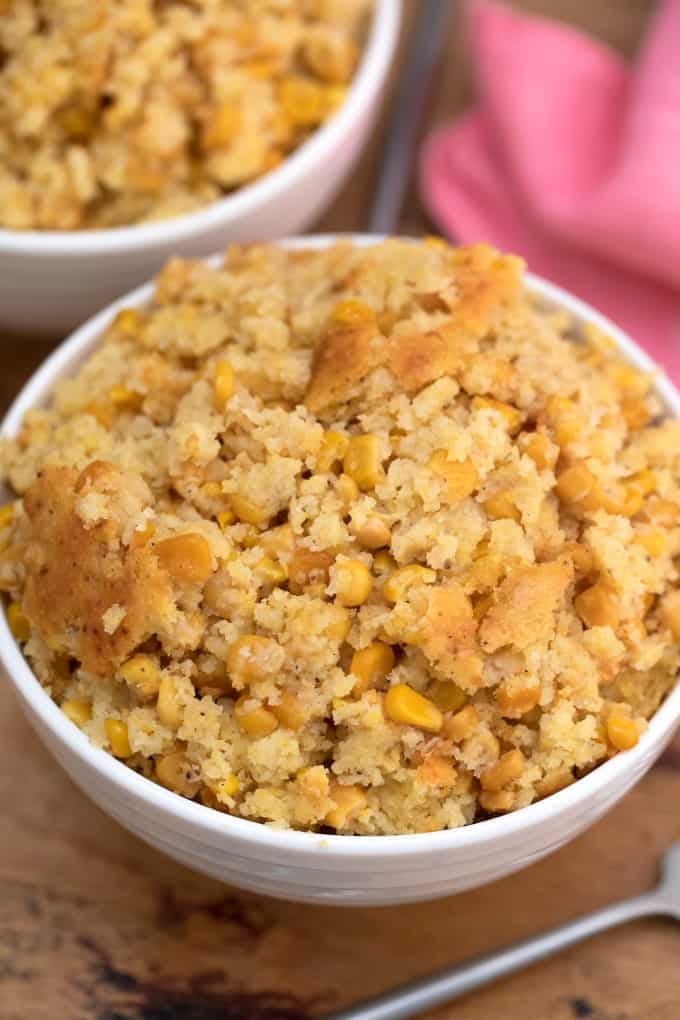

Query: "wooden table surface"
left=3, top=3, right=679, bottom=1019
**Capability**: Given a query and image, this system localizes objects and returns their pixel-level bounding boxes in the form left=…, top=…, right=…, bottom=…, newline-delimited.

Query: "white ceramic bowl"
left=2, top=235, right=679, bottom=906
left=0, top=1, right=400, bottom=338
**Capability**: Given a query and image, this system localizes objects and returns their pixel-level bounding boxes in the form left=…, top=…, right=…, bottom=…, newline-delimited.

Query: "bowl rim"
left=2, top=232, right=680, bottom=859
left=0, top=0, right=400, bottom=257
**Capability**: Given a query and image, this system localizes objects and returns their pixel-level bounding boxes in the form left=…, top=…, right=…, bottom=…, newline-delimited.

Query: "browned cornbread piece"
left=305, top=245, right=524, bottom=414
left=22, top=463, right=174, bottom=675
left=1, top=239, right=678, bottom=835
left=479, top=561, right=574, bottom=653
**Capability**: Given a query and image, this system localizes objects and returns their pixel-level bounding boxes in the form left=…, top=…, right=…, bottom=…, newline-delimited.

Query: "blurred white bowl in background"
left=0, top=1, right=400, bottom=337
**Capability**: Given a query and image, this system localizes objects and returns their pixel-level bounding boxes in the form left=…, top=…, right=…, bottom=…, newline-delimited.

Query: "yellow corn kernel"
left=156, top=675, right=182, bottom=729
left=6, top=601, right=30, bottom=642
left=235, top=696, right=279, bottom=738
left=608, top=484, right=644, bottom=518
left=546, top=396, right=584, bottom=446
left=575, top=583, right=620, bottom=629
left=229, top=493, right=269, bottom=526
left=556, top=463, right=597, bottom=505
left=373, top=551, right=396, bottom=575
left=155, top=750, right=202, bottom=796
left=343, top=434, right=382, bottom=491
left=217, top=773, right=240, bottom=799
left=316, top=430, right=349, bottom=472
left=62, top=699, right=92, bottom=728
left=606, top=715, right=639, bottom=751
left=428, top=451, right=478, bottom=503
left=428, top=680, right=467, bottom=714
left=635, top=528, right=667, bottom=558
left=495, top=674, right=540, bottom=718
left=480, top=748, right=525, bottom=792
left=484, top=491, right=521, bottom=523
left=355, top=516, right=391, bottom=550
left=213, top=360, right=234, bottom=410
left=472, top=396, right=522, bottom=435
left=269, top=690, right=307, bottom=731
left=554, top=416, right=583, bottom=446
left=243, top=58, right=278, bottom=79
left=416, top=755, right=459, bottom=788
left=331, top=300, right=375, bottom=326
left=301, top=31, right=356, bottom=83
left=621, top=397, right=652, bottom=429
left=479, top=789, right=515, bottom=813
left=383, top=564, right=436, bottom=605
left=323, top=84, right=348, bottom=114
left=610, top=362, right=651, bottom=396
left=84, top=400, right=115, bottom=428
left=627, top=469, right=656, bottom=497
left=325, top=782, right=367, bottom=829
left=119, top=654, right=160, bottom=700
left=108, top=385, right=141, bottom=410
left=661, top=591, right=680, bottom=641
left=105, top=718, right=132, bottom=758
left=336, top=473, right=360, bottom=506
left=255, top=556, right=288, bottom=588
left=350, top=642, right=395, bottom=696
left=279, top=76, right=326, bottom=126
left=237, top=526, right=260, bottom=550
left=112, top=307, right=141, bottom=337
left=200, top=481, right=224, bottom=501
left=385, top=684, right=443, bottom=733
left=424, top=234, right=448, bottom=247
left=227, top=634, right=281, bottom=685
left=560, top=541, right=593, bottom=577
left=59, top=104, right=95, bottom=140
left=334, top=559, right=372, bottom=607
left=442, top=704, right=479, bottom=741
left=131, top=521, right=155, bottom=549
left=216, top=509, right=235, bottom=530
left=156, top=532, right=213, bottom=584
left=520, top=432, right=556, bottom=471
left=0, top=503, right=14, bottom=529
left=201, top=103, right=241, bottom=150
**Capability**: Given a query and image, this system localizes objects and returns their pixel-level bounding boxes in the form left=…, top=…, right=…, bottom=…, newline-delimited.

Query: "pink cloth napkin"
left=419, top=0, right=680, bottom=383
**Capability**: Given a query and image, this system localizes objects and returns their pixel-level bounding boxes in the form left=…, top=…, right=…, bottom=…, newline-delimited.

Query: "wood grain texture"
left=1, top=2, right=678, bottom=1018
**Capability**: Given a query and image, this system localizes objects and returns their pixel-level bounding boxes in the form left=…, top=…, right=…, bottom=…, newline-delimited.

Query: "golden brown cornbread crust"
left=1, top=239, right=679, bottom=835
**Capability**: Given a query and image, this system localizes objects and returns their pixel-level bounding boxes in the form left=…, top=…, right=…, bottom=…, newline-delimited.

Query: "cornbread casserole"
left=0, top=0, right=369, bottom=230
left=1, top=240, right=679, bottom=835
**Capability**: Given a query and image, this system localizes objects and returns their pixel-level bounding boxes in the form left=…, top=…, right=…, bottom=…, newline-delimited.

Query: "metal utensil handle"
left=326, top=893, right=661, bottom=1020
left=368, top=0, right=452, bottom=234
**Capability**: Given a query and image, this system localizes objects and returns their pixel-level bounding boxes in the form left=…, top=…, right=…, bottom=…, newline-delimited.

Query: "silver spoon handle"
left=327, top=893, right=661, bottom=1020
left=368, top=0, right=453, bottom=234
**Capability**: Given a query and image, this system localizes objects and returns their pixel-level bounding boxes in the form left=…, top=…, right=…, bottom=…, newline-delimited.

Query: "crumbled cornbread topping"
left=1, top=239, right=679, bottom=834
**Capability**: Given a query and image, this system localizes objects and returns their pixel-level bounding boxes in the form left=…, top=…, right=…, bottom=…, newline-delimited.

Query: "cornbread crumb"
left=102, top=604, right=127, bottom=635
left=1, top=239, right=678, bottom=835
